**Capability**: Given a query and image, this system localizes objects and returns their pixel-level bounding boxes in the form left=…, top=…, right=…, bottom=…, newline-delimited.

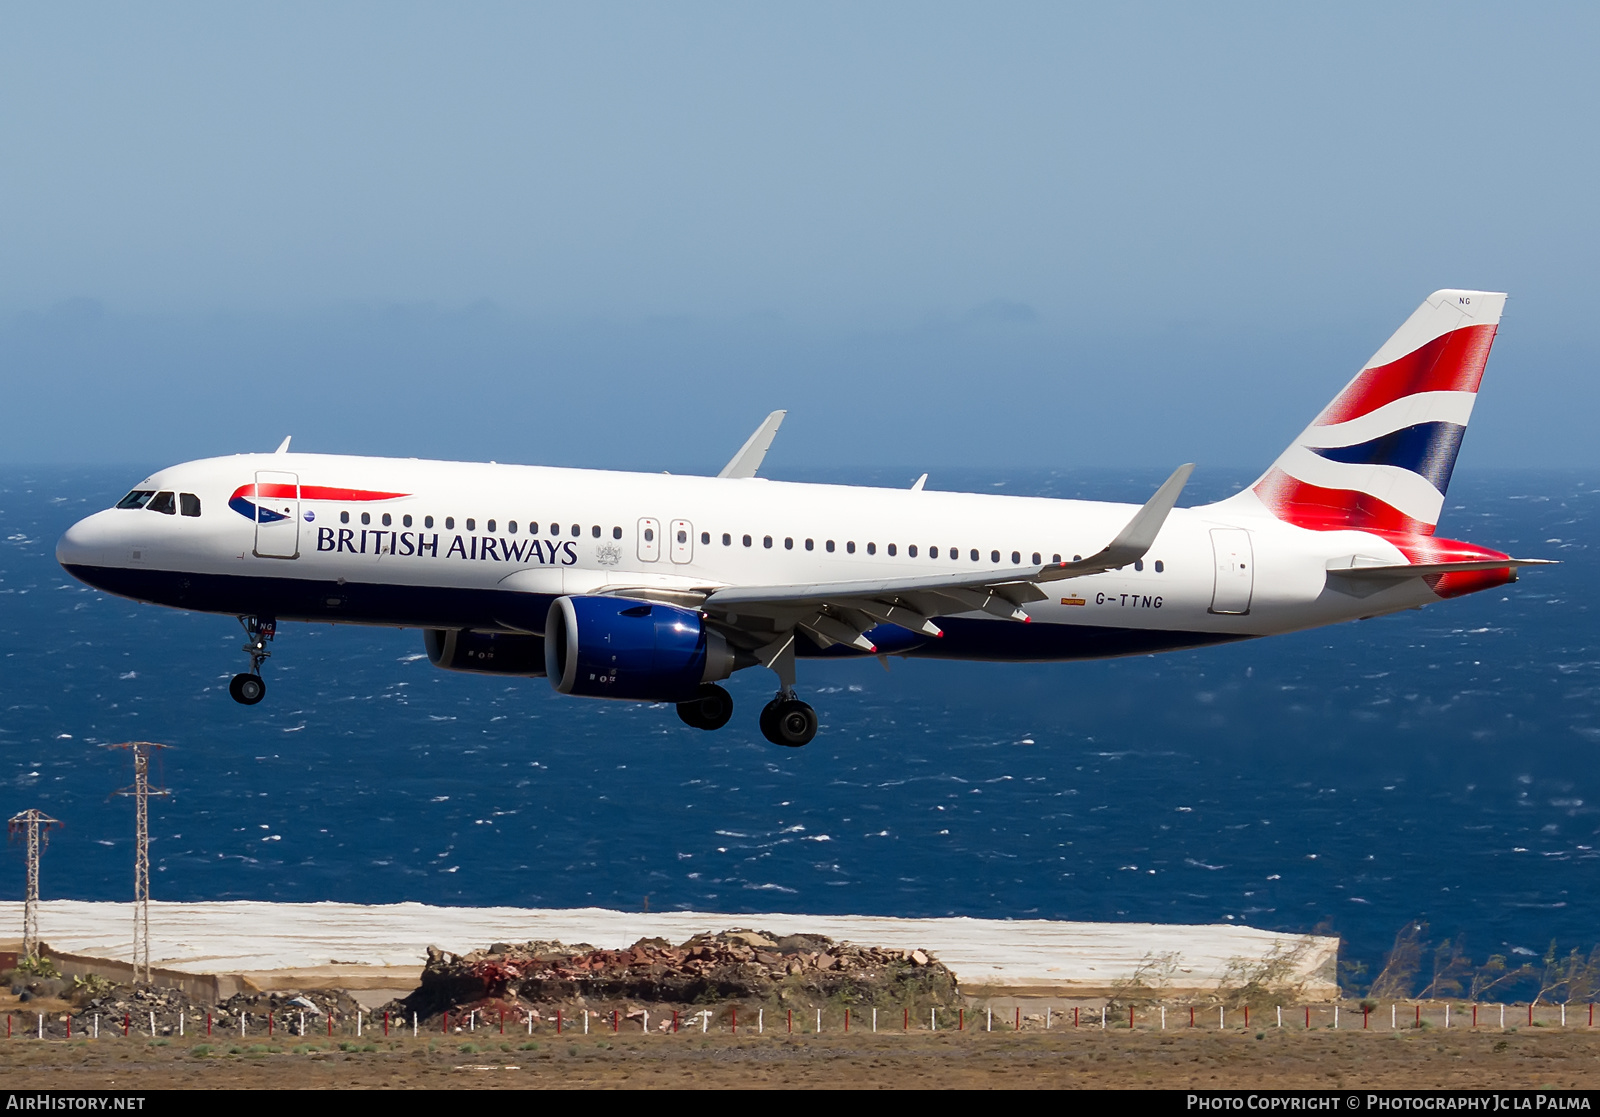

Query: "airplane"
left=56, top=289, right=1549, bottom=747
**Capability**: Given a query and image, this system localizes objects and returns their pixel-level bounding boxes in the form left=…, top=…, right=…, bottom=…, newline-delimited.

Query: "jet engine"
left=546, top=595, right=737, bottom=701
left=424, top=629, right=547, bottom=676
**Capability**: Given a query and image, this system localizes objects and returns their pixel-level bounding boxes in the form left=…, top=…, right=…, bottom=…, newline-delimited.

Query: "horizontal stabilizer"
left=1328, top=557, right=1555, bottom=580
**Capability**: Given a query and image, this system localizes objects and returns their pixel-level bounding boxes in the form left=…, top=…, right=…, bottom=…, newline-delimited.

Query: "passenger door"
left=253, top=470, right=301, bottom=559
left=1208, top=527, right=1253, bottom=615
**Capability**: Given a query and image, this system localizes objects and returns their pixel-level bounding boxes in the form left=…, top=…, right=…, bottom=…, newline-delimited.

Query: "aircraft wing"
left=717, top=411, right=787, bottom=479
left=699, top=464, right=1194, bottom=652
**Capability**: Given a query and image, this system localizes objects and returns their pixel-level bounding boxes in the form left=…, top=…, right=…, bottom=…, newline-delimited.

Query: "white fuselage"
left=57, top=451, right=1441, bottom=664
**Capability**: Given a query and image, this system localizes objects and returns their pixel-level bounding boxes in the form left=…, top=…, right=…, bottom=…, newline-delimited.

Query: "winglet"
left=274, top=436, right=292, bottom=454
left=717, top=411, right=786, bottom=478
left=910, top=473, right=928, bottom=491
left=1038, top=464, right=1194, bottom=583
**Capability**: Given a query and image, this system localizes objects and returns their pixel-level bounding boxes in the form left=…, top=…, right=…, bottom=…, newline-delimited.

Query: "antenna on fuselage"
left=274, top=436, right=292, bottom=454
left=910, top=473, right=928, bottom=491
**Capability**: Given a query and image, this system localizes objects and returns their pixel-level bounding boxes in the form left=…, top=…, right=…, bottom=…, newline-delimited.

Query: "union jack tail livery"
left=1243, top=289, right=1506, bottom=536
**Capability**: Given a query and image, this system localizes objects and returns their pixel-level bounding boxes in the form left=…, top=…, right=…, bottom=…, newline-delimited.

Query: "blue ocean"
left=1, top=465, right=1595, bottom=983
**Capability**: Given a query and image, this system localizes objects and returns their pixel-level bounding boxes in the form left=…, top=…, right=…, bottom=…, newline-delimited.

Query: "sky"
left=3, top=3, right=1597, bottom=474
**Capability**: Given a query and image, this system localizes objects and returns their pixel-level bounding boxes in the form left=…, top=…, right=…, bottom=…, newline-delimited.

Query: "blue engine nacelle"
left=424, top=629, right=547, bottom=676
left=546, top=596, right=736, bottom=701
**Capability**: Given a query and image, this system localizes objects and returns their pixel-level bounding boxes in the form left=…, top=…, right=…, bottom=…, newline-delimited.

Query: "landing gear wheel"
left=759, top=698, right=817, bottom=747
left=676, top=684, right=734, bottom=731
left=229, top=673, right=266, bottom=705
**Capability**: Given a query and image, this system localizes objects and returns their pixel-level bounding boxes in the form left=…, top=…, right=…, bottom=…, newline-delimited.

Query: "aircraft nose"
left=56, top=509, right=122, bottom=571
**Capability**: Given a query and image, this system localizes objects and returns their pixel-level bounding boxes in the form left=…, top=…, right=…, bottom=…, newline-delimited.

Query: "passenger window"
left=383, top=513, right=393, bottom=527
left=466, top=518, right=476, bottom=531
left=179, top=493, right=201, bottom=517
left=425, top=516, right=434, bottom=529
left=592, top=525, right=601, bottom=538
left=952, top=548, right=961, bottom=562
left=116, top=490, right=155, bottom=509
left=570, top=524, right=579, bottom=537
left=678, top=529, right=689, bottom=544
left=846, top=541, right=855, bottom=554
left=361, top=512, right=371, bottom=525
left=723, top=533, right=732, bottom=546
left=1134, top=559, right=1144, bottom=571
left=805, top=539, right=814, bottom=551
left=763, top=535, right=772, bottom=548
left=486, top=519, right=496, bottom=532
left=742, top=534, right=752, bottom=547
left=340, top=511, right=349, bottom=524
left=1032, top=552, right=1040, bottom=565
left=1073, top=554, right=1081, bottom=562
left=147, top=492, right=177, bottom=515
left=971, top=549, right=979, bottom=562
left=784, top=537, right=793, bottom=550
left=446, top=517, right=455, bottom=530
left=909, top=544, right=917, bottom=557
left=887, top=543, right=895, bottom=556
left=529, top=522, right=539, bottom=534
left=929, top=546, right=938, bottom=558
left=1154, top=560, right=1165, bottom=573
left=508, top=521, right=517, bottom=534
left=612, top=526, right=622, bottom=539
left=644, top=527, right=655, bottom=542
left=549, top=523, right=559, bottom=535
left=866, top=542, right=876, bottom=555
left=991, top=550, right=1000, bottom=563
left=701, top=531, right=710, bottom=544
left=1054, top=554, right=1062, bottom=563
left=825, top=540, right=835, bottom=553
left=403, top=514, right=413, bottom=528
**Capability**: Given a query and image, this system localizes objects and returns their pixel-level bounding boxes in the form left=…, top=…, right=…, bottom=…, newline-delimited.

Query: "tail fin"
left=1239, top=289, right=1506, bottom=535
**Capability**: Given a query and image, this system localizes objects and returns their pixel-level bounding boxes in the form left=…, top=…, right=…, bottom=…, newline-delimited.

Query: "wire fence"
left=7, top=1000, right=1598, bottom=1041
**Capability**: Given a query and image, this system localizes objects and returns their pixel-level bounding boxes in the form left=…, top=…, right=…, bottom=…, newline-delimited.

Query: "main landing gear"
left=755, top=632, right=817, bottom=746
left=676, top=684, right=734, bottom=731
left=759, top=693, right=818, bottom=748
left=229, top=615, right=275, bottom=706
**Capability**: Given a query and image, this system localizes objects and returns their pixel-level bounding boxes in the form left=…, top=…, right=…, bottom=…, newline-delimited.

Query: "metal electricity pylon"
left=8, top=809, right=60, bottom=960
left=109, top=742, right=168, bottom=982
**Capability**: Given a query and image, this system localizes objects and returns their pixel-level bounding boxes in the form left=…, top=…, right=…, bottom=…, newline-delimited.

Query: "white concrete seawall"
left=1, top=901, right=1339, bottom=1000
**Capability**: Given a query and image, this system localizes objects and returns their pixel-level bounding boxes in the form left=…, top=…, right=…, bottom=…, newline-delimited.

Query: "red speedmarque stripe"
left=1316, top=324, right=1497, bottom=426
left=231, top=484, right=409, bottom=502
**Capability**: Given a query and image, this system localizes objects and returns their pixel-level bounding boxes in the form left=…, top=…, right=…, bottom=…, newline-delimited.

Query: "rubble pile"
left=389, top=929, right=959, bottom=1021
left=69, top=985, right=362, bottom=1034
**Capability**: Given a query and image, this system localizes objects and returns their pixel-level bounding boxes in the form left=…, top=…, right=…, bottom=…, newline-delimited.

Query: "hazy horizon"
left=5, top=4, right=1597, bottom=469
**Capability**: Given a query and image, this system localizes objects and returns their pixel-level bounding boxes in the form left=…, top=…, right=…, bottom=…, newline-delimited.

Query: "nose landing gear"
left=229, top=615, right=275, bottom=706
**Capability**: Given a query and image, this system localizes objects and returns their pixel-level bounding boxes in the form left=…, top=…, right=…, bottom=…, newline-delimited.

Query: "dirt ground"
left=0, top=1025, right=1595, bottom=1090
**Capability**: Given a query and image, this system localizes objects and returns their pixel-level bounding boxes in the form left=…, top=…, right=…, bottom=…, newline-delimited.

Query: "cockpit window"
left=116, top=490, right=155, bottom=509
left=179, top=493, right=201, bottom=517
left=147, top=491, right=177, bottom=515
